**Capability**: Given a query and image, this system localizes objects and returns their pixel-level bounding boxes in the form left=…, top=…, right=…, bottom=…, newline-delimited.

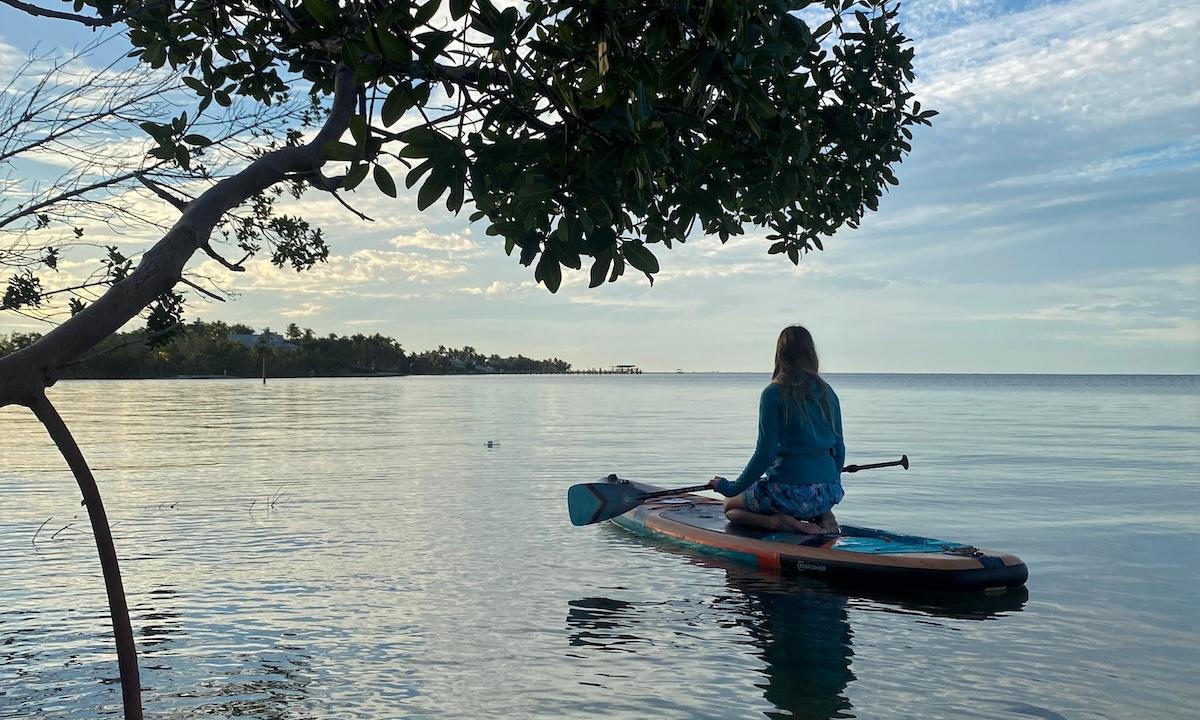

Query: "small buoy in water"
left=485, top=440, right=500, bottom=448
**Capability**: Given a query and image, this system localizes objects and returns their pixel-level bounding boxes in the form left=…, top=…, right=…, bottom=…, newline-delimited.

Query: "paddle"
left=568, top=456, right=909, bottom=526
left=842, top=454, right=908, bottom=473
left=568, top=476, right=712, bottom=526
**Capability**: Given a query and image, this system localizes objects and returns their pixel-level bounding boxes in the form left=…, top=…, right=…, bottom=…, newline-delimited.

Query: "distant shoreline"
left=52, top=371, right=1198, bottom=380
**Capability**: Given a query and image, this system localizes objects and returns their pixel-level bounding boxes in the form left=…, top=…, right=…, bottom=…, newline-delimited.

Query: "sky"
left=1, top=0, right=1197, bottom=373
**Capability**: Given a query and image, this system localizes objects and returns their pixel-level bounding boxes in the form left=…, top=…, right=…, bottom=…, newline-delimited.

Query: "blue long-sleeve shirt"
left=715, top=381, right=845, bottom=497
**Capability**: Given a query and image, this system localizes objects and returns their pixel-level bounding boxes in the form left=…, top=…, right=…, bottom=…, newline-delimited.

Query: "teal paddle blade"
left=568, top=482, right=646, bottom=526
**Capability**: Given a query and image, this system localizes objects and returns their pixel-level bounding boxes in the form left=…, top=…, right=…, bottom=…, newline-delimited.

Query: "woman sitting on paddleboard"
left=709, top=325, right=845, bottom=534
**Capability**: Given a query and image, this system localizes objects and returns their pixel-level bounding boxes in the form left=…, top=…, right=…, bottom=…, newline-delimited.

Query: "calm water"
left=1, top=374, right=1197, bottom=719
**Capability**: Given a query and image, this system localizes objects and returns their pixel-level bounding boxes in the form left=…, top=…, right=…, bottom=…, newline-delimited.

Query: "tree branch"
left=200, top=240, right=248, bottom=271
left=0, top=65, right=358, bottom=408
left=135, top=171, right=190, bottom=211
left=329, top=190, right=374, bottom=222
left=0, top=169, right=146, bottom=231
left=179, top=276, right=224, bottom=301
left=0, top=0, right=175, bottom=27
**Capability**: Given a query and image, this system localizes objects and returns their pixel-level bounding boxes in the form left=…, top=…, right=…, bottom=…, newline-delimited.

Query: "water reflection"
left=567, top=573, right=855, bottom=720
left=720, top=572, right=854, bottom=720
left=568, top=552, right=1026, bottom=720
left=137, top=587, right=185, bottom=653
left=132, top=586, right=316, bottom=719
left=161, top=644, right=316, bottom=720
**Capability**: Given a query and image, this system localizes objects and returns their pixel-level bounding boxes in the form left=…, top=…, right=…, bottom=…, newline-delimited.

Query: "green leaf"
left=517, top=180, right=555, bottom=204
left=535, top=250, right=562, bottom=292
left=374, top=164, right=398, bottom=197
left=450, top=0, right=471, bottom=20
left=660, top=50, right=700, bottom=88
left=588, top=253, right=612, bottom=288
left=182, top=76, right=208, bottom=93
left=139, top=121, right=171, bottom=140
left=417, top=166, right=451, bottom=210
left=585, top=227, right=616, bottom=255
left=622, top=240, right=660, bottom=275
left=382, top=83, right=415, bottom=127
left=349, top=115, right=368, bottom=148
left=406, top=159, right=434, bottom=188
left=322, top=141, right=361, bottom=161
left=344, top=164, right=370, bottom=190
left=413, top=0, right=441, bottom=26
left=302, top=0, right=338, bottom=26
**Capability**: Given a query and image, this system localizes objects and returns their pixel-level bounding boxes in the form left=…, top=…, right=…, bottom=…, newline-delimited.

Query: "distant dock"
left=571, top=364, right=642, bottom=375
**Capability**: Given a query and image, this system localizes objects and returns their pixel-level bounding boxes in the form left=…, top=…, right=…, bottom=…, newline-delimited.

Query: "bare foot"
left=773, top=514, right=824, bottom=534
left=814, top=510, right=840, bottom=534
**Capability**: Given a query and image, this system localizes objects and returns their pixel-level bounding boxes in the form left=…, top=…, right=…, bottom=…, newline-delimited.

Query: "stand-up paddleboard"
left=580, top=475, right=1028, bottom=594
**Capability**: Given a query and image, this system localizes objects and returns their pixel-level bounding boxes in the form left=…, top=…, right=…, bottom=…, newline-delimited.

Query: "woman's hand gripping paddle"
left=568, top=456, right=910, bottom=526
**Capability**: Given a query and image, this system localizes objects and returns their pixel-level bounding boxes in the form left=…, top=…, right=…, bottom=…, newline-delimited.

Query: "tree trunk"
left=0, top=65, right=359, bottom=718
left=29, top=393, right=143, bottom=720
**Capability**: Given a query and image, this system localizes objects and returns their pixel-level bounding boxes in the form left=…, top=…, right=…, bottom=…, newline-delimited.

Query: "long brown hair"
left=772, top=325, right=836, bottom=430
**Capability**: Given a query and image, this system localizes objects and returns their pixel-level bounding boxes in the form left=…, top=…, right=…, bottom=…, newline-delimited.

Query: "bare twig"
left=31, top=516, right=52, bottom=545
left=329, top=190, right=374, bottom=222
left=179, top=276, right=225, bottom=301
left=200, top=241, right=247, bottom=271
left=135, top=172, right=190, bottom=212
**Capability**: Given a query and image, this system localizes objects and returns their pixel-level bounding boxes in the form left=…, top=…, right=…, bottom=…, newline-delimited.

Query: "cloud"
left=191, top=248, right=469, bottom=297
left=389, top=228, right=478, bottom=253
left=0, top=39, right=22, bottom=75
left=990, top=138, right=1200, bottom=187
left=914, top=0, right=1200, bottom=131
left=280, top=302, right=321, bottom=317
left=911, top=265, right=1200, bottom=344
left=459, top=280, right=535, bottom=296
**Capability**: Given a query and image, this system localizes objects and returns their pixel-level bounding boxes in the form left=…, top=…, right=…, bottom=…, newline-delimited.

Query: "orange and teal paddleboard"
left=579, top=475, right=1028, bottom=594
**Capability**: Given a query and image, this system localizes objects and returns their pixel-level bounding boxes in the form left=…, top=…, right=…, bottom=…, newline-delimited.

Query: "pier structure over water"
left=572, top=364, right=642, bottom=375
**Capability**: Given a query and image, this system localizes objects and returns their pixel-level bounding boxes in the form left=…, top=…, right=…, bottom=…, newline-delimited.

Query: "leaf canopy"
left=32, top=0, right=934, bottom=292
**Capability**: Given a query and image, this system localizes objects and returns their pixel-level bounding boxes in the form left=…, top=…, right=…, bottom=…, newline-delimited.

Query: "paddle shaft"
left=842, top=454, right=909, bottom=474
left=623, top=457, right=908, bottom=504
left=632, top=457, right=908, bottom=503
left=569, top=456, right=909, bottom=526
left=644, top=484, right=711, bottom=500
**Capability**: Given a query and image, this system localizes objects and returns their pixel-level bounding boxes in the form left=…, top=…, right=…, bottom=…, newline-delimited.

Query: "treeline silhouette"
left=0, top=320, right=571, bottom=378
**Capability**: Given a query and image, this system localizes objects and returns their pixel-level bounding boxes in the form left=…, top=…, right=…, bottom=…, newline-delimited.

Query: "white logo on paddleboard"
left=796, top=561, right=827, bottom=572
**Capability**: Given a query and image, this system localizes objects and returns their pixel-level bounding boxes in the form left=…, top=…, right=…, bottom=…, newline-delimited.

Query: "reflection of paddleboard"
left=604, top=476, right=1028, bottom=594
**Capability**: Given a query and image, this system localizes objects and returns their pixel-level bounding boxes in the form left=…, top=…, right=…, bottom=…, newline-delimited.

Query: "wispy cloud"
left=389, top=228, right=479, bottom=253
left=914, top=0, right=1199, bottom=129
left=990, top=138, right=1200, bottom=187
left=192, top=248, right=469, bottom=297
left=280, top=302, right=321, bottom=317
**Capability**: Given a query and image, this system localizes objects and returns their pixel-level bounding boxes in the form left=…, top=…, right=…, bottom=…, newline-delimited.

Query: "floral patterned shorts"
left=744, top=480, right=844, bottom=519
